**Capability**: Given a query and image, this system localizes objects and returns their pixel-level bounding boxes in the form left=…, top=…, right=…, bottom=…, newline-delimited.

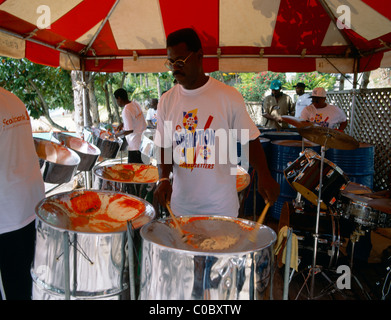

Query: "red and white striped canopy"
left=1, top=0, right=390, bottom=73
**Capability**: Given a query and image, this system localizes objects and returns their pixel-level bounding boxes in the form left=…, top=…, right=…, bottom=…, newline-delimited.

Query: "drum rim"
left=140, top=215, right=277, bottom=256
left=35, top=189, right=156, bottom=234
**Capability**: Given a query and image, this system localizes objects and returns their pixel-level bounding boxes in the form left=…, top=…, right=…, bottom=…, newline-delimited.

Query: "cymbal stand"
left=310, top=144, right=326, bottom=298
left=295, top=143, right=346, bottom=300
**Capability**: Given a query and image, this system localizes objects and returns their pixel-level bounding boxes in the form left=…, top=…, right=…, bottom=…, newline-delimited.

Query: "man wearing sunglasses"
left=154, top=28, right=279, bottom=218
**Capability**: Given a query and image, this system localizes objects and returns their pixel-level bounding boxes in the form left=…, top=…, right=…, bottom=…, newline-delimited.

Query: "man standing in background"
left=293, top=82, right=312, bottom=118
left=261, top=79, right=294, bottom=129
left=114, top=88, right=147, bottom=163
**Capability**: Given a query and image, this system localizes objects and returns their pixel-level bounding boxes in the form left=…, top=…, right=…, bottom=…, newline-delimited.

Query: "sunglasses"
left=164, top=52, right=193, bottom=70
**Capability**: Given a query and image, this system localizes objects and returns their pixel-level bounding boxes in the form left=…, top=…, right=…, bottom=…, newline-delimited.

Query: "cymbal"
left=368, top=198, right=391, bottom=214
left=297, top=125, right=360, bottom=150
left=280, top=115, right=314, bottom=128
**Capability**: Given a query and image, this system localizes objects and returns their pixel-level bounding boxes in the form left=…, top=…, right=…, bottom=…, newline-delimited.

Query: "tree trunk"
left=108, top=83, right=121, bottom=123
left=104, top=83, right=113, bottom=123
left=361, top=71, right=371, bottom=89
left=156, top=74, right=161, bottom=97
left=339, top=74, right=345, bottom=90
left=120, top=72, right=127, bottom=87
left=71, top=70, right=85, bottom=136
left=28, top=79, right=66, bottom=131
left=86, top=72, right=100, bottom=126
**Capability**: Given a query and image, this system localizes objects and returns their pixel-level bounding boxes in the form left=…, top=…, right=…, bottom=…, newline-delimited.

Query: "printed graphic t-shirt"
left=155, top=77, right=260, bottom=217
left=0, top=87, right=45, bottom=234
left=122, top=101, right=147, bottom=151
left=300, top=103, right=347, bottom=129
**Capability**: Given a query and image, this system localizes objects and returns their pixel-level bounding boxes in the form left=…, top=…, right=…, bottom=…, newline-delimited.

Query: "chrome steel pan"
left=31, top=189, right=155, bottom=300
left=34, top=138, right=80, bottom=184
left=53, top=132, right=101, bottom=171
left=139, top=216, right=276, bottom=300
left=83, top=127, right=123, bottom=159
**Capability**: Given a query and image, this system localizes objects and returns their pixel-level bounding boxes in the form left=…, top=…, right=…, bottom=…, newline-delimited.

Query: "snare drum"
left=338, top=192, right=391, bottom=229
left=291, top=153, right=348, bottom=210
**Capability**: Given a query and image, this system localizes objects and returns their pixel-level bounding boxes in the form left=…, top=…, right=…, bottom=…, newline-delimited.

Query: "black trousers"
left=127, top=150, right=143, bottom=164
left=0, top=221, right=36, bottom=300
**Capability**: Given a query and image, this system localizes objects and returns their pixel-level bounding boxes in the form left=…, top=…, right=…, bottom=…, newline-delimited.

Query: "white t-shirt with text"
left=0, top=88, right=45, bottom=234
left=300, top=103, right=346, bottom=129
left=155, top=77, right=260, bottom=217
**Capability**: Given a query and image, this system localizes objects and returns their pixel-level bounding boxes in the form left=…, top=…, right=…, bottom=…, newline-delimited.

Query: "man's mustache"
left=173, top=71, right=184, bottom=76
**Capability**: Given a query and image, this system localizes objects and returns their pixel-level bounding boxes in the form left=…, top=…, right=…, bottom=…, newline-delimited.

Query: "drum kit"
left=280, top=116, right=391, bottom=299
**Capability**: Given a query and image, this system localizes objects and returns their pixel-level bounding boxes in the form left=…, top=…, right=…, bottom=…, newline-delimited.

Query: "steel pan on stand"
left=139, top=216, right=276, bottom=300
left=93, top=163, right=159, bottom=199
left=53, top=132, right=101, bottom=189
left=53, top=132, right=101, bottom=172
left=83, top=126, right=123, bottom=159
left=34, top=138, right=80, bottom=185
left=31, top=189, right=155, bottom=300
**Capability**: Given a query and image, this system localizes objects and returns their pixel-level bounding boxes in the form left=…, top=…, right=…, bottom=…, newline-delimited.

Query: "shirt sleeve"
left=154, top=95, right=172, bottom=148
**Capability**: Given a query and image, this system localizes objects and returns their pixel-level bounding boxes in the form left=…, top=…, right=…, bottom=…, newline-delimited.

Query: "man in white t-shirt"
left=154, top=28, right=280, bottom=217
left=0, top=87, right=45, bottom=300
left=293, top=82, right=312, bottom=118
left=300, top=87, right=347, bottom=131
left=146, top=98, right=158, bottom=128
left=114, top=88, right=147, bottom=163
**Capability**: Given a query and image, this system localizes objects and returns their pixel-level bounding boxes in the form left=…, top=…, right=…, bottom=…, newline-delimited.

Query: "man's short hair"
left=114, top=88, right=128, bottom=101
left=166, top=28, right=202, bottom=52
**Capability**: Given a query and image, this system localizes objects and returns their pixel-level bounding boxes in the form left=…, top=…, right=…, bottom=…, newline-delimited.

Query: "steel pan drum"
left=34, top=138, right=80, bottom=184
left=236, top=165, right=251, bottom=192
left=325, top=143, right=375, bottom=188
left=84, top=127, right=123, bottom=159
left=262, top=131, right=301, bottom=142
left=53, top=132, right=101, bottom=171
left=139, top=216, right=276, bottom=300
left=31, top=189, right=155, bottom=300
left=93, top=163, right=159, bottom=193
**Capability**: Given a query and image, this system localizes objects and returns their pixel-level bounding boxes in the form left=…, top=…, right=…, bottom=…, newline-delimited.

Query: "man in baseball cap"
left=293, top=82, right=312, bottom=118
left=261, top=79, right=294, bottom=129
left=300, top=87, right=347, bottom=130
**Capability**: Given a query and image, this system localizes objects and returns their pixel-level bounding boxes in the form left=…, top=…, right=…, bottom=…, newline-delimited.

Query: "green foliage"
left=284, top=72, right=337, bottom=90
left=234, top=72, right=286, bottom=102
left=0, top=57, right=73, bottom=118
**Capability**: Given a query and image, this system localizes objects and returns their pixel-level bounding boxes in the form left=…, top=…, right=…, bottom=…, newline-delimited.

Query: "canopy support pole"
left=81, top=59, right=92, bottom=189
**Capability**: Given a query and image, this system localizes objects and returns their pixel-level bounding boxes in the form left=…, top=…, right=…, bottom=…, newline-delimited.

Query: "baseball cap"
left=294, top=82, right=306, bottom=88
left=310, top=87, right=327, bottom=98
left=270, top=79, right=282, bottom=90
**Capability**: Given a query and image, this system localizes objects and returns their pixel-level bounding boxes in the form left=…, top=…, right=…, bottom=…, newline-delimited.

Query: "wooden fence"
left=246, top=87, right=391, bottom=191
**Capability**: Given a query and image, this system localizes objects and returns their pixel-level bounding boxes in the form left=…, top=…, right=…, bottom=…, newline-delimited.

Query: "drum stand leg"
left=0, top=269, right=6, bottom=300
left=127, top=221, right=136, bottom=300
left=349, top=226, right=372, bottom=300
